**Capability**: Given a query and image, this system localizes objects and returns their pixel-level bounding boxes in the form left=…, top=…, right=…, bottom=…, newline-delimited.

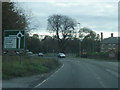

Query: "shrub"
left=87, top=52, right=109, bottom=59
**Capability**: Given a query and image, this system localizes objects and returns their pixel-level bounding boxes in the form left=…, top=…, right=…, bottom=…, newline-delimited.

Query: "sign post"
left=4, top=30, right=25, bottom=64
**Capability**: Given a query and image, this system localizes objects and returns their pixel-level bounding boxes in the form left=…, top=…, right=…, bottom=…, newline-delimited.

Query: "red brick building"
left=100, top=33, right=119, bottom=58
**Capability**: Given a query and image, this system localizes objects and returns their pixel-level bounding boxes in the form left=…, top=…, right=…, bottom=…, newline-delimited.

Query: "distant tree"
left=41, top=35, right=59, bottom=53
left=27, top=34, right=41, bottom=53
left=79, top=27, right=93, bottom=40
left=80, top=28, right=100, bottom=53
left=47, top=14, right=77, bottom=52
left=33, top=34, right=39, bottom=38
left=2, top=2, right=29, bottom=31
left=25, top=33, right=31, bottom=50
left=65, top=38, right=79, bottom=54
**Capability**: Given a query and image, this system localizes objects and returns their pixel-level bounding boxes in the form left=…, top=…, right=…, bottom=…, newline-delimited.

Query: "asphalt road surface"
left=34, top=58, right=119, bottom=88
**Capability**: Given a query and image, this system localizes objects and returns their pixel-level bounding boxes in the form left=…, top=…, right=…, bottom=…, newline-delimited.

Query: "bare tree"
left=47, top=14, right=77, bottom=52
left=79, top=27, right=100, bottom=53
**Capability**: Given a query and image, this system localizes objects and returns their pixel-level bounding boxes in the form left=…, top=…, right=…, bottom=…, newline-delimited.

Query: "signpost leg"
left=18, top=38, right=21, bottom=49
left=20, top=54, right=22, bottom=64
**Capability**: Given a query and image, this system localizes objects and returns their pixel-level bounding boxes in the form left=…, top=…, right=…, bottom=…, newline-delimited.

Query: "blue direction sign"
left=4, top=30, right=25, bottom=50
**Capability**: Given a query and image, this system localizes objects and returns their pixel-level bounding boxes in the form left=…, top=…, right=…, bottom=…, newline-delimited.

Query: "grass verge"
left=2, top=55, right=61, bottom=80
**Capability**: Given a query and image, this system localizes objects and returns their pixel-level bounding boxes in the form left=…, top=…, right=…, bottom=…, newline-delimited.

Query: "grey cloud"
left=19, top=1, right=118, bottom=33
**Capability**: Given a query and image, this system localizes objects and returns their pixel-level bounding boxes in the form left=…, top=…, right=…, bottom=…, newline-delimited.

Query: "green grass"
left=2, top=55, right=61, bottom=80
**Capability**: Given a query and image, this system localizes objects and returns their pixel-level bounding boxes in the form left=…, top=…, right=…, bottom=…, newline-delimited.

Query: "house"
left=100, top=33, right=119, bottom=52
left=100, top=33, right=120, bottom=58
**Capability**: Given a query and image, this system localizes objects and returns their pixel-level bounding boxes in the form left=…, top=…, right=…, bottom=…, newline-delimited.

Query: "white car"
left=27, top=51, right=33, bottom=56
left=38, top=53, right=44, bottom=57
left=58, top=53, right=66, bottom=58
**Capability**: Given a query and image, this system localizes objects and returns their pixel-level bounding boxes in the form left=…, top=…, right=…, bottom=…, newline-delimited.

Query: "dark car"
left=58, top=53, right=66, bottom=58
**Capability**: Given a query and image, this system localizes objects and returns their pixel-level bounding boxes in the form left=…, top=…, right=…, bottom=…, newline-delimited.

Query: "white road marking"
left=34, top=80, right=47, bottom=88
left=99, top=80, right=106, bottom=88
left=95, top=76, right=106, bottom=88
left=33, top=64, right=64, bottom=88
left=105, top=69, right=118, bottom=78
left=96, top=77, right=101, bottom=80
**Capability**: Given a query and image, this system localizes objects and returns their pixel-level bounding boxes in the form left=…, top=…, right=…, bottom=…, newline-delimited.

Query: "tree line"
left=25, top=27, right=100, bottom=54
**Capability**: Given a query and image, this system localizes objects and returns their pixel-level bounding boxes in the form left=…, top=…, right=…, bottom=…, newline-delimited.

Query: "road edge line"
left=33, top=63, right=64, bottom=88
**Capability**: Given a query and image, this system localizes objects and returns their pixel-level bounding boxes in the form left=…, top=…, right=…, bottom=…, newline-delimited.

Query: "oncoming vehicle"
left=27, top=51, right=33, bottom=56
left=38, top=53, right=44, bottom=57
left=58, top=53, right=66, bottom=58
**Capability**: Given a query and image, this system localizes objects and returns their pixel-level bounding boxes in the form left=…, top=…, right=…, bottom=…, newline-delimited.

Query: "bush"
left=87, top=52, right=109, bottom=59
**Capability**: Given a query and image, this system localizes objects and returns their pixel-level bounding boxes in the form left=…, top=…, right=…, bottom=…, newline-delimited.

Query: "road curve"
left=34, top=58, right=118, bottom=88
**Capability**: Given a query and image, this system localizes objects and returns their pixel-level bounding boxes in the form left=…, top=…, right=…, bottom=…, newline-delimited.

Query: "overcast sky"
left=15, top=0, right=119, bottom=38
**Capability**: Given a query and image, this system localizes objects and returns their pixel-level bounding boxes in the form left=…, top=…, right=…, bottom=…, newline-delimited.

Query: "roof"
left=101, top=37, right=120, bottom=44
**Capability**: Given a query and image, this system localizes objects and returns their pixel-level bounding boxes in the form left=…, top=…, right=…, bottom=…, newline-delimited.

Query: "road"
left=34, top=58, right=119, bottom=88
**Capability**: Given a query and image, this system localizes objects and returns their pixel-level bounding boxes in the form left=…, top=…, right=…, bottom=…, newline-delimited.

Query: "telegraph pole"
left=77, top=23, right=81, bottom=57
